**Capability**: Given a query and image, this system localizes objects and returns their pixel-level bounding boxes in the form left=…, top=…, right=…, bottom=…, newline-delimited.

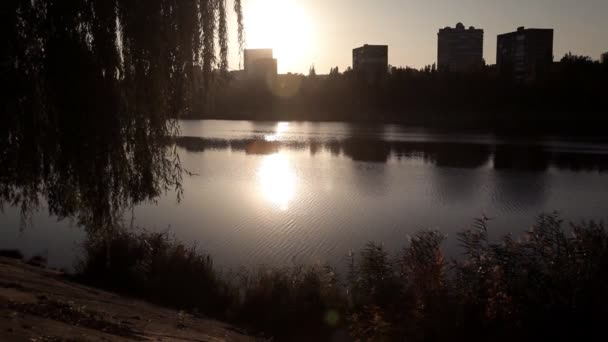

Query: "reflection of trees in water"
left=493, top=145, right=550, bottom=171
left=1, top=1, right=243, bottom=230
left=341, top=138, right=393, bottom=163
left=393, top=142, right=491, bottom=168
left=174, top=137, right=608, bottom=173
left=324, top=140, right=342, bottom=157
left=309, top=141, right=322, bottom=156
left=551, top=152, right=608, bottom=173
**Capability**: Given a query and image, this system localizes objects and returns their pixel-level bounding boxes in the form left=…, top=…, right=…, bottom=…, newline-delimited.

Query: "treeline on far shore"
left=195, top=54, right=608, bottom=134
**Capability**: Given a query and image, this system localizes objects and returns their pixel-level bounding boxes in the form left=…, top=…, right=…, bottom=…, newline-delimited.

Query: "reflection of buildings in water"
left=413, top=142, right=492, bottom=206
left=338, top=123, right=391, bottom=196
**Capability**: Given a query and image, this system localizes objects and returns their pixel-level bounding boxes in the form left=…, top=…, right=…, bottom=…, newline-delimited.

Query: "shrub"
left=74, top=214, right=608, bottom=341
left=76, top=229, right=231, bottom=317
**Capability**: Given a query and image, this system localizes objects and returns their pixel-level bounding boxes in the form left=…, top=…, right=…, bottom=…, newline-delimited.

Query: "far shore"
left=179, top=114, right=608, bottom=139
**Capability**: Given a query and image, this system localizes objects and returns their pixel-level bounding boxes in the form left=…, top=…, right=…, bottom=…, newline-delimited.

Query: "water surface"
left=2, top=120, right=608, bottom=269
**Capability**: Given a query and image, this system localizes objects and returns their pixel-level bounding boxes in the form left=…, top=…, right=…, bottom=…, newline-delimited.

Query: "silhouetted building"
left=244, top=49, right=277, bottom=80
left=497, top=27, right=554, bottom=81
left=437, top=23, right=484, bottom=72
left=353, top=44, right=388, bottom=82
left=602, top=52, right=608, bottom=64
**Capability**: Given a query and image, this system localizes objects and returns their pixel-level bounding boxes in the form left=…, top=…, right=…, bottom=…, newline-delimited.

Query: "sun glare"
left=264, top=122, right=290, bottom=141
left=257, top=153, right=297, bottom=211
left=244, top=0, right=314, bottom=73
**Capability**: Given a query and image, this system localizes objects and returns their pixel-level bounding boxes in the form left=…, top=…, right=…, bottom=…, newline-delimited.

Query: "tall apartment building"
left=437, top=23, right=484, bottom=72
left=353, top=44, right=388, bottom=82
left=244, top=49, right=277, bottom=80
left=602, top=52, right=608, bottom=64
left=497, top=27, right=554, bottom=81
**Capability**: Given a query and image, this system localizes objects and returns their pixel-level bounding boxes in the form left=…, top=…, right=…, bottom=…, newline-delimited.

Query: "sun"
left=244, top=0, right=315, bottom=73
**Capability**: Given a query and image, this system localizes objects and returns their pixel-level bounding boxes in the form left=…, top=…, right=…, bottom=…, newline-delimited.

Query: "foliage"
left=0, top=0, right=243, bottom=230
left=232, top=264, right=346, bottom=340
left=75, top=214, right=608, bottom=341
left=211, top=54, right=608, bottom=134
left=76, top=229, right=232, bottom=315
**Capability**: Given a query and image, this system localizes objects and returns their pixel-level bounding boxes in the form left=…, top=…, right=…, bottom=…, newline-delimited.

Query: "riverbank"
left=0, top=256, right=257, bottom=342
left=58, top=215, right=608, bottom=341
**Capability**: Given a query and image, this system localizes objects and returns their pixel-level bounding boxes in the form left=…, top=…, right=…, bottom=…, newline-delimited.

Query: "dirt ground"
left=0, top=257, right=259, bottom=342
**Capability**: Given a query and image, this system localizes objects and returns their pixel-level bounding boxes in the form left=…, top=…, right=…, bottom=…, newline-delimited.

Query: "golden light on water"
left=257, top=153, right=297, bottom=211
left=264, top=122, right=290, bottom=141
left=244, top=0, right=314, bottom=73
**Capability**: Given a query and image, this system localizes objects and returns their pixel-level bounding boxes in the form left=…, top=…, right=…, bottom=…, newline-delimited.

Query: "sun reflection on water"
left=264, top=122, right=290, bottom=142
left=257, top=153, right=297, bottom=211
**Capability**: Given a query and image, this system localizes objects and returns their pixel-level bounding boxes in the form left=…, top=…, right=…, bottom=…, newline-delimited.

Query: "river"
left=2, top=120, right=608, bottom=269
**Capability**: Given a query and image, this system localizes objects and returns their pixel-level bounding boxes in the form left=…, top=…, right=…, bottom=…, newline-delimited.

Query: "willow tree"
left=0, top=0, right=244, bottom=231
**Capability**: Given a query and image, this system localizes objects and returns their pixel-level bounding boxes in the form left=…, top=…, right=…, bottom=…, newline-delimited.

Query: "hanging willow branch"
left=1, top=0, right=245, bottom=230
left=218, top=0, right=229, bottom=73
left=233, top=0, right=245, bottom=68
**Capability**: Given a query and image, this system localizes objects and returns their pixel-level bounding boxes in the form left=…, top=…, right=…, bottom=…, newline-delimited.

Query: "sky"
left=227, top=0, right=608, bottom=74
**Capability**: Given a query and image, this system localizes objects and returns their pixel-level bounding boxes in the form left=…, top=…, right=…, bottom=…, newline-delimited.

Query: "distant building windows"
left=497, top=27, right=554, bottom=81
left=352, top=44, right=388, bottom=83
left=437, top=23, right=484, bottom=72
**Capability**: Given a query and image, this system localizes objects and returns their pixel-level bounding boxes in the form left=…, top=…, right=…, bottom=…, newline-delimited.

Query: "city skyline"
left=226, top=0, right=608, bottom=74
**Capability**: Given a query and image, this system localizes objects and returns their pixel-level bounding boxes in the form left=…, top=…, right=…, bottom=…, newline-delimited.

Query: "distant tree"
left=309, top=64, right=317, bottom=77
left=561, top=52, right=595, bottom=65
left=422, top=64, right=435, bottom=74
left=559, top=52, right=600, bottom=82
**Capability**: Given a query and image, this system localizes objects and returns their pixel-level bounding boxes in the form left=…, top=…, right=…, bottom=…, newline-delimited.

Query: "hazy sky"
left=227, top=0, right=608, bottom=74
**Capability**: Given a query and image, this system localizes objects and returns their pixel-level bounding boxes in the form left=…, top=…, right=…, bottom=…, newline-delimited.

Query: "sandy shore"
left=0, top=257, right=258, bottom=341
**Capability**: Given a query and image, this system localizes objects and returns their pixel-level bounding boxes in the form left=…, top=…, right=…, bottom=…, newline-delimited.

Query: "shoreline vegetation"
left=3, top=213, right=607, bottom=341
